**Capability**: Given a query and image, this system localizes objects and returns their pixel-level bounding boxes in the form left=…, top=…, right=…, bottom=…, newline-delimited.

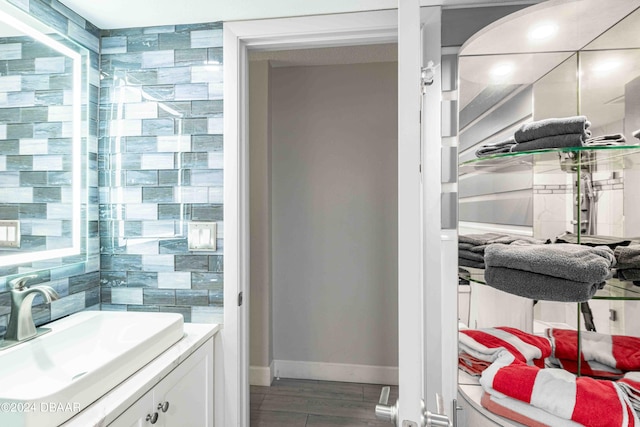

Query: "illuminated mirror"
left=0, top=1, right=88, bottom=272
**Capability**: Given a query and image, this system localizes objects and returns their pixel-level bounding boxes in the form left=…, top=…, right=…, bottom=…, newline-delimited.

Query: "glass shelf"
left=458, top=267, right=640, bottom=301
left=459, top=145, right=640, bottom=176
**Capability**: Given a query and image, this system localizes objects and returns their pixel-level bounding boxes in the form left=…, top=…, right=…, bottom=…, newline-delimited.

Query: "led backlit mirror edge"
left=0, top=2, right=87, bottom=268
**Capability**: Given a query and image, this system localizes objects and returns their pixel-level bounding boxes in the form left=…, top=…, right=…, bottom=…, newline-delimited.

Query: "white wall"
left=249, top=60, right=273, bottom=377
left=270, top=62, right=399, bottom=377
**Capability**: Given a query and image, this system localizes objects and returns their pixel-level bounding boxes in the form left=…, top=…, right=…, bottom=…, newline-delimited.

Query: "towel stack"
left=615, top=245, right=640, bottom=282
left=458, top=327, right=640, bottom=426
left=458, top=326, right=551, bottom=376
left=480, top=350, right=639, bottom=427
left=474, top=136, right=516, bottom=157
left=585, top=132, right=627, bottom=146
left=554, top=231, right=633, bottom=250
left=483, top=242, right=615, bottom=302
left=459, top=327, right=640, bottom=378
left=475, top=116, right=594, bottom=158
left=458, top=233, right=546, bottom=269
left=510, top=115, right=591, bottom=152
left=546, top=328, right=640, bottom=380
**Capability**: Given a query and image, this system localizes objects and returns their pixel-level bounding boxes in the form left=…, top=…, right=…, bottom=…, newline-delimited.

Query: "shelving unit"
left=456, top=0, right=640, bottom=424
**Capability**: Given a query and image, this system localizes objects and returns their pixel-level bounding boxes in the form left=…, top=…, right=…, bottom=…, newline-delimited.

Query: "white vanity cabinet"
left=110, top=338, right=213, bottom=427
left=62, top=323, right=219, bottom=427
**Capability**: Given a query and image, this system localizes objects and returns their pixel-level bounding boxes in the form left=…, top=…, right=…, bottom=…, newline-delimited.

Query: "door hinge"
left=421, top=61, right=436, bottom=93
left=238, top=291, right=243, bottom=306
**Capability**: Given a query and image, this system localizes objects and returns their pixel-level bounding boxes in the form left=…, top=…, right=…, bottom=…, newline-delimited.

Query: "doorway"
left=248, top=45, right=399, bottom=425
left=223, top=10, right=400, bottom=426
left=249, top=45, right=399, bottom=383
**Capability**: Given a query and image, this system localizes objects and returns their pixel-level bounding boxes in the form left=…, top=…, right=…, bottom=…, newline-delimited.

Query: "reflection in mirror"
left=457, top=0, right=640, bottom=400
left=0, top=1, right=87, bottom=274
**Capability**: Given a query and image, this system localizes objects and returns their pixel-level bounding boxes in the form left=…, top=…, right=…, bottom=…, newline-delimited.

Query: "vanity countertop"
left=61, top=322, right=219, bottom=427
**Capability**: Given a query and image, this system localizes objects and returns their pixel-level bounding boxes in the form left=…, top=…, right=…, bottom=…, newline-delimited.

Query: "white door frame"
left=223, top=11, right=399, bottom=427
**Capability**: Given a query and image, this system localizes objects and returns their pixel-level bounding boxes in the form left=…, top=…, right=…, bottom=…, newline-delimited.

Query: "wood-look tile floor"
left=251, top=378, right=398, bottom=427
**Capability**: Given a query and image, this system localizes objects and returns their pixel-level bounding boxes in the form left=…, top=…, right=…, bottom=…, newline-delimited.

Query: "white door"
left=376, top=1, right=458, bottom=426
left=225, top=6, right=458, bottom=427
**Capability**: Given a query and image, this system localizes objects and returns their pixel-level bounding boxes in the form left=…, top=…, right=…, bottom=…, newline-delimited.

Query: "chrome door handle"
left=375, top=386, right=398, bottom=424
left=422, top=394, right=452, bottom=427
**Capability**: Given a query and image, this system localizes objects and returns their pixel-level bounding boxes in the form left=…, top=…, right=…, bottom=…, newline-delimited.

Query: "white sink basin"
left=0, top=310, right=184, bottom=427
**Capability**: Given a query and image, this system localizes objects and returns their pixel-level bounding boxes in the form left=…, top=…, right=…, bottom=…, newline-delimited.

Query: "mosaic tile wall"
left=98, top=23, right=224, bottom=323
left=0, top=0, right=101, bottom=337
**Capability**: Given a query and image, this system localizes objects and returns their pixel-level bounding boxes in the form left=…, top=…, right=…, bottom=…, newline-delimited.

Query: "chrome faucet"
left=1, top=274, right=59, bottom=349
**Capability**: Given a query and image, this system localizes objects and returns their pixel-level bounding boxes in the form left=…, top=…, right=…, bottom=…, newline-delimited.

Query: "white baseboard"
left=249, top=361, right=274, bottom=386
left=273, top=360, right=398, bottom=385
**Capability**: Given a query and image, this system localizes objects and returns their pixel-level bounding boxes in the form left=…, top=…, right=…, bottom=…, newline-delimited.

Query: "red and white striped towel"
left=480, top=351, right=639, bottom=427
left=618, top=372, right=640, bottom=412
left=547, top=329, right=640, bottom=378
left=481, top=391, right=583, bottom=427
left=459, top=327, right=552, bottom=375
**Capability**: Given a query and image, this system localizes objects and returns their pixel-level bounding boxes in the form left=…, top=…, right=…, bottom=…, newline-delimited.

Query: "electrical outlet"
left=187, top=222, right=217, bottom=251
left=0, top=220, right=20, bottom=248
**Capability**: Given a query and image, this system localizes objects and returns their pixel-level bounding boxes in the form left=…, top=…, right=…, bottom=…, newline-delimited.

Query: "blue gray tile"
left=193, top=272, right=223, bottom=290
left=141, top=84, right=175, bottom=101
left=157, top=271, right=191, bottom=289
left=175, top=83, right=208, bottom=101
left=192, top=135, right=223, bottom=152
left=190, top=30, right=223, bottom=49
left=127, top=34, right=159, bottom=52
left=157, top=67, right=191, bottom=85
left=181, top=118, right=208, bottom=134
left=0, top=43, right=21, bottom=60
left=175, top=255, right=209, bottom=271
left=174, top=48, right=207, bottom=66
left=127, top=271, right=158, bottom=287
left=111, top=287, right=143, bottom=305
left=126, top=170, right=158, bottom=186
left=142, top=187, right=174, bottom=202
left=141, top=50, right=174, bottom=69
left=176, top=289, right=209, bottom=306
left=144, top=288, right=175, bottom=305
left=159, top=33, right=190, bottom=50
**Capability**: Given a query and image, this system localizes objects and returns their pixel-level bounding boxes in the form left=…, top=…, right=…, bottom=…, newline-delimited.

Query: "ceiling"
left=58, top=0, right=394, bottom=29
left=58, top=0, right=540, bottom=30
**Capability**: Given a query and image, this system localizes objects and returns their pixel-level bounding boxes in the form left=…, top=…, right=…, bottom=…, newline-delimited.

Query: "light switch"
left=188, top=222, right=217, bottom=251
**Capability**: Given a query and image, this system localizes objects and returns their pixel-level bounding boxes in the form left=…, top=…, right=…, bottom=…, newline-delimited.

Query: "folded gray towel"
left=459, top=233, right=509, bottom=246
left=634, top=129, right=640, bottom=140
left=514, top=116, right=590, bottom=143
left=585, top=133, right=626, bottom=145
left=484, top=243, right=615, bottom=283
left=459, top=249, right=485, bottom=262
left=475, top=145, right=515, bottom=157
left=614, top=244, right=640, bottom=269
left=459, top=258, right=485, bottom=269
left=510, top=133, right=584, bottom=152
left=617, top=268, right=640, bottom=281
left=484, top=266, right=601, bottom=302
left=459, top=233, right=546, bottom=249
left=554, top=232, right=632, bottom=250
left=475, top=137, right=517, bottom=157
left=487, top=235, right=547, bottom=246
left=459, top=242, right=476, bottom=251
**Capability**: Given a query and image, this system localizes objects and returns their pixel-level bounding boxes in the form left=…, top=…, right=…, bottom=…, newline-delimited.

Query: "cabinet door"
left=109, top=390, right=156, bottom=427
left=155, top=339, right=214, bottom=427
